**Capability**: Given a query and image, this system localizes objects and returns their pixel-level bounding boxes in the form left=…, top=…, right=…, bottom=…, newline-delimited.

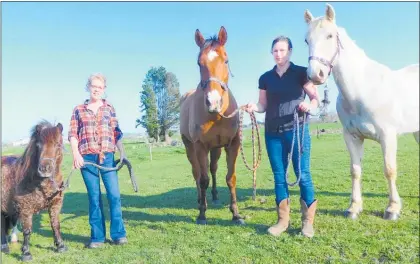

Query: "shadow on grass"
left=21, top=186, right=413, bottom=250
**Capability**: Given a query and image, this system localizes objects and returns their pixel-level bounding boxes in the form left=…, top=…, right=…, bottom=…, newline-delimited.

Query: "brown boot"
left=267, top=199, right=290, bottom=236
left=300, top=198, right=318, bottom=238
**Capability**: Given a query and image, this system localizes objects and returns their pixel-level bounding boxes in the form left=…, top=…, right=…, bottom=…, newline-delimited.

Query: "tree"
left=159, top=71, right=181, bottom=142
left=137, top=66, right=181, bottom=142
left=136, top=84, right=159, bottom=141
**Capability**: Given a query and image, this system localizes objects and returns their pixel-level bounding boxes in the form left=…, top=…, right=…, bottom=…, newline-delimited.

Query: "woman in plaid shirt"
left=69, top=73, right=128, bottom=248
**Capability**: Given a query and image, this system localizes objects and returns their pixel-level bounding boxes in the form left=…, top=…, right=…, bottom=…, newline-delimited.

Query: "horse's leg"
left=210, top=148, right=222, bottom=205
left=413, top=131, right=419, bottom=144
left=20, top=213, right=33, bottom=261
left=181, top=135, right=201, bottom=204
left=343, top=129, right=364, bottom=220
left=380, top=130, right=401, bottom=220
left=1, top=213, right=10, bottom=253
left=225, top=134, right=245, bottom=225
left=49, top=197, right=67, bottom=252
left=196, top=143, right=210, bottom=225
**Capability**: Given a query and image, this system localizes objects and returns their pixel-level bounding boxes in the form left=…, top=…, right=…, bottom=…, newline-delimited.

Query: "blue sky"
left=2, top=2, right=419, bottom=143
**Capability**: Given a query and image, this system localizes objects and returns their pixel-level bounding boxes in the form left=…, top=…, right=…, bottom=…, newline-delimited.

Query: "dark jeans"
left=265, top=124, right=315, bottom=206
left=81, top=152, right=126, bottom=242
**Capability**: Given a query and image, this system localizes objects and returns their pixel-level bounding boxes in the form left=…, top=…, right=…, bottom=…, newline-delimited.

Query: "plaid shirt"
left=68, top=99, right=123, bottom=163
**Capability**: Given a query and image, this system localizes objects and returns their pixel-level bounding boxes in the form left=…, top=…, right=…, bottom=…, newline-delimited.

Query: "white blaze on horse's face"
left=207, top=50, right=219, bottom=61
left=207, top=89, right=222, bottom=112
left=304, top=4, right=339, bottom=85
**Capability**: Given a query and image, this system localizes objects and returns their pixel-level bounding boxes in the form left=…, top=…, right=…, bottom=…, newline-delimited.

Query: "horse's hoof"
left=384, top=211, right=400, bottom=221
left=196, top=219, right=207, bottom=225
left=21, top=253, right=33, bottom=262
left=212, top=200, right=221, bottom=205
left=1, top=244, right=10, bottom=254
left=233, top=218, right=246, bottom=225
left=345, top=211, right=359, bottom=220
left=56, top=245, right=68, bottom=253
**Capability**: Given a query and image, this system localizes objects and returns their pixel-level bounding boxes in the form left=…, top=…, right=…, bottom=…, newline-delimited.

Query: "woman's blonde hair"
left=85, top=73, right=107, bottom=91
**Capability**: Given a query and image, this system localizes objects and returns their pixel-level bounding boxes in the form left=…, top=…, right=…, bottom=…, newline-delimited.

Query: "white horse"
left=303, top=4, right=419, bottom=220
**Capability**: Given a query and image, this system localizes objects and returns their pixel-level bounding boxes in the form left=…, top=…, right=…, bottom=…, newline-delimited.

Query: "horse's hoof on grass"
left=56, top=245, right=68, bottom=253
left=21, top=253, right=33, bottom=262
left=384, top=211, right=400, bottom=221
left=1, top=244, right=9, bottom=254
left=196, top=219, right=207, bottom=225
left=233, top=218, right=246, bottom=225
left=345, top=211, right=359, bottom=220
left=212, top=200, right=221, bottom=206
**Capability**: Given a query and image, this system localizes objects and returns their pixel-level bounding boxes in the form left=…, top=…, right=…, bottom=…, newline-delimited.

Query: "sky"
left=2, top=2, right=419, bottom=143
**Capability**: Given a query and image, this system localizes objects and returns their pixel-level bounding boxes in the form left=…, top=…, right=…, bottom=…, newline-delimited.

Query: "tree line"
left=136, top=66, right=181, bottom=143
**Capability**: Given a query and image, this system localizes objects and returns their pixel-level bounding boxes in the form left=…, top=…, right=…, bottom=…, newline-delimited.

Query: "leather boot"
left=300, top=198, right=318, bottom=238
left=267, top=199, right=290, bottom=236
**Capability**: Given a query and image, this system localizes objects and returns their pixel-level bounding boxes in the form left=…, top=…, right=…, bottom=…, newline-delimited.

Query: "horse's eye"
left=225, top=60, right=229, bottom=64
left=327, top=34, right=333, bottom=39
left=305, top=39, right=308, bottom=45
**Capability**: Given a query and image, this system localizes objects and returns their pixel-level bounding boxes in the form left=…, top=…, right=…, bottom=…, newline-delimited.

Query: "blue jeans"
left=265, top=124, right=315, bottom=206
left=81, top=152, right=126, bottom=242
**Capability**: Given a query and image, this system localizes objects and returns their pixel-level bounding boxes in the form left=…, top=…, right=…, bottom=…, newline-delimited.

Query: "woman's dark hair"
left=271, top=36, right=293, bottom=50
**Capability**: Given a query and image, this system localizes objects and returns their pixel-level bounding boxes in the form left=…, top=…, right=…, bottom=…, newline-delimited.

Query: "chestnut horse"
left=1, top=121, right=67, bottom=261
left=180, top=26, right=245, bottom=225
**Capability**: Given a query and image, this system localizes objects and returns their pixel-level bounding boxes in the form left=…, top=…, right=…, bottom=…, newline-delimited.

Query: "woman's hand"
left=243, top=102, right=258, bottom=113
left=298, top=102, right=312, bottom=113
left=72, top=152, right=85, bottom=169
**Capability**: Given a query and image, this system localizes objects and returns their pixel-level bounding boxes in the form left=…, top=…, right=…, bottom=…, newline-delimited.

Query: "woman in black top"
left=245, top=36, right=319, bottom=238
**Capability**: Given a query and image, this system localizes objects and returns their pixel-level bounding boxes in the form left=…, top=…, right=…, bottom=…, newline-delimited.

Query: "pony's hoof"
left=1, top=244, right=10, bottom=254
left=56, top=245, right=68, bottom=253
left=21, top=253, right=33, bottom=262
left=384, top=211, right=400, bottom=221
left=233, top=218, right=246, bottom=225
left=212, top=200, right=221, bottom=205
left=196, top=219, right=207, bottom=225
left=345, top=211, right=359, bottom=220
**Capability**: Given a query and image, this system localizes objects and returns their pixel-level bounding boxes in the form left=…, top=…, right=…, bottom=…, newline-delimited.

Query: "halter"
left=200, top=60, right=234, bottom=90
left=308, top=32, right=343, bottom=76
left=200, top=77, right=228, bottom=90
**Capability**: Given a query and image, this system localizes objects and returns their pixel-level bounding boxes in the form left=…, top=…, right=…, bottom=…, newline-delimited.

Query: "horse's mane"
left=337, top=27, right=367, bottom=59
left=336, top=26, right=392, bottom=73
left=198, top=35, right=221, bottom=60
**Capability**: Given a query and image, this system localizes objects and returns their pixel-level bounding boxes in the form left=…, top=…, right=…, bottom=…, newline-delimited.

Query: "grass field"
left=1, top=123, right=419, bottom=264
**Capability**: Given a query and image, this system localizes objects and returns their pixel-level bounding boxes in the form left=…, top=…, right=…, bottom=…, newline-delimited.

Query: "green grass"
left=2, top=123, right=419, bottom=264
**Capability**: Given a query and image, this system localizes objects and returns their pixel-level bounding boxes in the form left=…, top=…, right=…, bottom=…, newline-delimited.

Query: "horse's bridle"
left=308, top=32, right=343, bottom=76
left=200, top=77, right=228, bottom=91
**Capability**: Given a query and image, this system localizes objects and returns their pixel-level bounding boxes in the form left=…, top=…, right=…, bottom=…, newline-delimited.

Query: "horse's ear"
left=195, top=29, right=205, bottom=48
left=36, top=124, right=43, bottom=134
left=325, top=3, right=336, bottom=23
left=304, top=9, right=314, bottom=24
left=218, top=26, right=227, bottom=46
left=57, top=123, right=63, bottom=133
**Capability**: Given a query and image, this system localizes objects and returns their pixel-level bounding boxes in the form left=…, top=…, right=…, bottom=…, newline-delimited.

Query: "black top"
left=258, top=62, right=309, bottom=133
